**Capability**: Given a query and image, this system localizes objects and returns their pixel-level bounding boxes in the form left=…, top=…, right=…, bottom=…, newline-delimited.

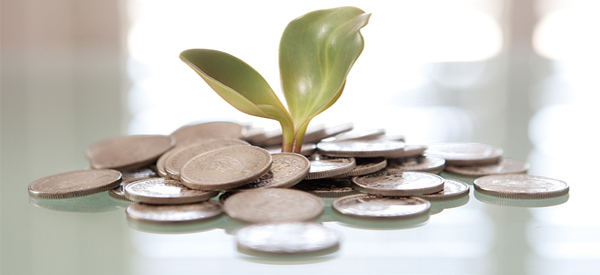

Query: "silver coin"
left=165, top=138, right=250, bottom=180
left=445, top=158, right=529, bottom=176
left=305, top=155, right=356, bottom=180
left=126, top=201, right=223, bottom=223
left=156, top=148, right=177, bottom=178
left=265, top=143, right=316, bottom=156
left=180, top=145, right=272, bottom=190
left=321, top=123, right=354, bottom=139
left=170, top=121, right=243, bottom=144
left=231, top=153, right=310, bottom=190
left=352, top=170, right=444, bottom=196
left=386, top=155, right=446, bottom=174
left=425, top=143, right=503, bottom=166
left=28, top=169, right=122, bottom=199
left=223, top=189, right=323, bottom=223
left=236, top=222, right=340, bottom=254
left=473, top=174, right=569, bottom=199
left=317, top=140, right=405, bottom=158
left=86, top=135, right=175, bottom=171
left=385, top=145, right=428, bottom=159
left=332, top=193, right=430, bottom=218
left=108, top=183, right=133, bottom=202
left=293, top=178, right=358, bottom=198
left=124, top=178, right=218, bottom=204
left=332, top=157, right=387, bottom=178
left=332, top=128, right=385, bottom=141
left=121, top=167, right=157, bottom=183
left=417, top=179, right=470, bottom=202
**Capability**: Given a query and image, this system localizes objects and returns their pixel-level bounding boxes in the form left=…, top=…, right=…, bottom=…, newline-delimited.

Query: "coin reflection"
left=237, top=247, right=339, bottom=265
left=29, top=192, right=129, bottom=213
left=428, top=195, right=470, bottom=215
left=331, top=208, right=429, bottom=230
left=474, top=190, right=569, bottom=207
left=127, top=214, right=225, bottom=234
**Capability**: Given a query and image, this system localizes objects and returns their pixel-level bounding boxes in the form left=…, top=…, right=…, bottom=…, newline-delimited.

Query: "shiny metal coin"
left=445, top=158, right=529, bottom=176
left=474, top=174, right=569, bottom=199
left=28, top=169, right=122, bottom=199
left=121, top=167, right=157, bottom=183
left=165, top=138, right=249, bottom=180
left=387, top=155, right=446, bottom=174
left=332, top=157, right=387, bottom=178
left=417, top=179, right=470, bottom=202
left=236, top=222, right=340, bottom=254
left=223, top=189, right=323, bottom=223
left=126, top=201, right=222, bottom=223
left=425, top=142, right=503, bottom=166
left=108, top=183, right=133, bottom=202
left=332, top=128, right=385, bottom=141
left=124, top=178, right=218, bottom=204
left=265, top=143, right=316, bottom=156
left=170, top=121, right=243, bottom=144
left=352, top=170, right=444, bottom=196
left=231, top=153, right=310, bottom=190
left=305, top=155, right=356, bottom=180
left=317, top=140, right=405, bottom=158
left=332, top=194, right=430, bottom=218
left=180, top=145, right=272, bottom=190
left=86, top=135, right=174, bottom=171
left=293, top=178, right=358, bottom=198
left=321, top=123, right=354, bottom=139
left=385, top=145, right=428, bottom=159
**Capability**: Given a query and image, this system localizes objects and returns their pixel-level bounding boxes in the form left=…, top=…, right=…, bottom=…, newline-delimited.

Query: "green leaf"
left=280, top=6, right=370, bottom=126
left=180, top=49, right=293, bottom=127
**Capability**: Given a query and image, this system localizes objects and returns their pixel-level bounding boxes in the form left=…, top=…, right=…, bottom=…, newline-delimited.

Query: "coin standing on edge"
left=170, top=121, right=243, bottom=144
left=417, top=179, right=470, bottom=202
left=86, top=135, right=175, bottom=171
left=332, top=194, right=430, bottom=219
left=445, top=158, right=530, bottom=176
left=223, top=188, right=323, bottom=223
left=332, top=157, right=387, bottom=178
left=317, top=140, right=405, bottom=158
left=305, top=155, right=356, bottom=180
left=232, top=153, right=311, bottom=190
left=126, top=201, right=223, bottom=223
left=165, top=138, right=250, bottom=180
left=236, top=222, right=340, bottom=254
left=352, top=170, right=445, bottom=196
left=28, top=169, right=122, bottom=199
left=474, top=174, right=569, bottom=199
left=124, top=178, right=219, bottom=204
left=180, top=145, right=272, bottom=191
left=425, top=142, right=503, bottom=166
left=386, top=155, right=446, bottom=174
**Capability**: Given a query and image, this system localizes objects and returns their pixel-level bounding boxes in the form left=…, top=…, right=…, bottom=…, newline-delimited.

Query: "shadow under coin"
left=220, top=215, right=247, bottom=235
left=331, top=208, right=429, bottom=230
left=474, top=190, right=569, bottom=207
left=29, top=192, right=129, bottom=213
left=127, top=214, right=225, bottom=234
left=428, top=195, right=470, bottom=215
left=237, top=245, right=340, bottom=265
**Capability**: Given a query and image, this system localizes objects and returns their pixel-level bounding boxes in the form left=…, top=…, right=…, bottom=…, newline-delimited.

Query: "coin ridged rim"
left=28, top=169, right=122, bottom=199
left=305, top=156, right=356, bottom=180
left=332, top=194, right=431, bottom=219
left=317, top=140, right=405, bottom=158
left=386, top=156, right=446, bottom=174
left=156, top=148, right=177, bottom=178
left=473, top=174, right=569, bottom=199
left=332, top=157, right=387, bottom=178
left=180, top=145, right=273, bottom=190
left=86, top=135, right=175, bottom=171
left=231, top=153, right=311, bottom=190
left=474, top=190, right=569, bottom=207
left=417, top=179, right=470, bottom=202
left=235, top=222, right=341, bottom=254
left=352, top=171, right=445, bottom=197
left=444, top=158, right=530, bottom=176
left=108, top=186, right=133, bottom=202
left=124, top=178, right=219, bottom=204
left=223, top=189, right=324, bottom=223
left=125, top=201, right=223, bottom=224
left=164, top=138, right=250, bottom=180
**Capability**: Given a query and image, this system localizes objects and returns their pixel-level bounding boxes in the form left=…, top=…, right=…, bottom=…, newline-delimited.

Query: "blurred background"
left=2, top=0, right=599, bottom=274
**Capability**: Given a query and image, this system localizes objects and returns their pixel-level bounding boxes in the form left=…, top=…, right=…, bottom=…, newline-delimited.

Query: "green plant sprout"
left=180, top=7, right=370, bottom=153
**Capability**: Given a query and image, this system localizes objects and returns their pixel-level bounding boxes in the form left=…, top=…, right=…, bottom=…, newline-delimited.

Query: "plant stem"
left=291, top=122, right=310, bottom=154
left=281, top=123, right=295, bottom=153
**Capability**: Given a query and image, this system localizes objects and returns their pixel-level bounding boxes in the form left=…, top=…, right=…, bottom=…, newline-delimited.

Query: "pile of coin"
left=27, top=121, right=569, bottom=256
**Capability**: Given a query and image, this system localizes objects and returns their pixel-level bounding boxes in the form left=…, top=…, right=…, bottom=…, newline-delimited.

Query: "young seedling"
left=180, top=7, right=370, bottom=153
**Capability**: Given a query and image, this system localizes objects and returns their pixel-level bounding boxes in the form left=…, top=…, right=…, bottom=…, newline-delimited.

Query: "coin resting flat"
left=386, top=155, right=446, bottom=174
left=124, top=178, right=218, bottom=204
left=305, top=155, right=356, bottom=180
left=236, top=222, right=340, bottom=254
left=28, top=169, right=122, bottom=199
left=352, top=170, right=445, bottom=196
left=317, top=140, right=405, bottom=158
left=445, top=158, right=529, bottom=176
left=85, top=135, right=174, bottom=171
left=180, top=145, right=272, bottom=190
left=332, top=194, right=431, bottom=218
left=332, top=157, right=387, bottom=178
left=232, top=153, right=310, bottom=190
left=223, top=188, right=323, bottom=223
left=417, top=179, right=470, bottom=202
left=126, top=201, right=223, bottom=223
left=474, top=174, right=569, bottom=199
left=170, top=121, right=243, bottom=144
left=425, top=142, right=503, bottom=166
